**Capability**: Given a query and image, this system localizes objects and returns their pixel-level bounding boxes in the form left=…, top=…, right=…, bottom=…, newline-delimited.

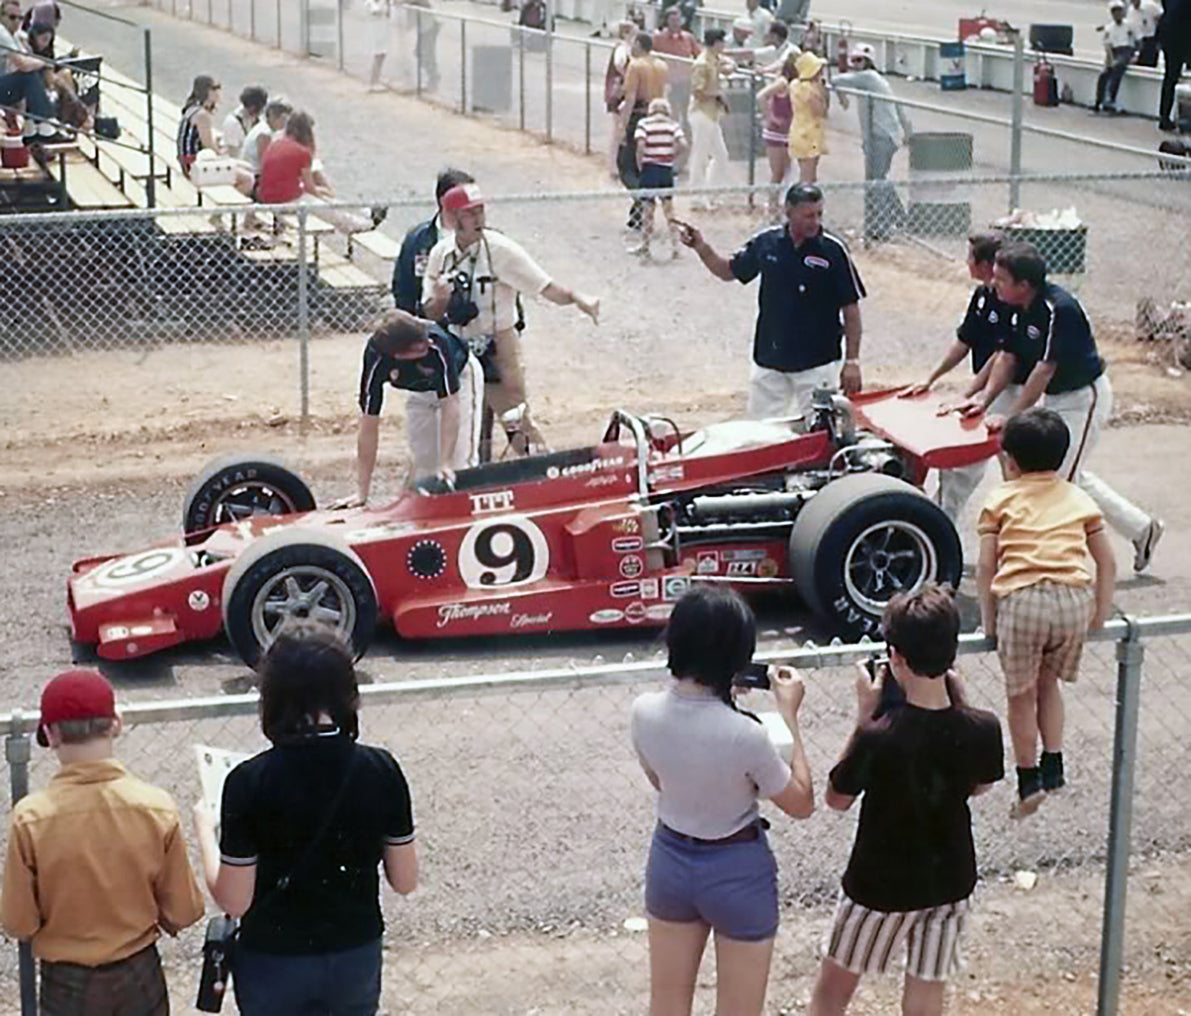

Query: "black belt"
left=661, top=818, right=767, bottom=846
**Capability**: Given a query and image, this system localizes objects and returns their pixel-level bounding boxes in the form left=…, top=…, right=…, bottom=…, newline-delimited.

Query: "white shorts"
left=823, top=891, right=970, bottom=983
left=405, top=354, right=483, bottom=479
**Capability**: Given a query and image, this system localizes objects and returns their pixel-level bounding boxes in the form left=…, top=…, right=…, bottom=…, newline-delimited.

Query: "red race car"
left=68, top=390, right=997, bottom=665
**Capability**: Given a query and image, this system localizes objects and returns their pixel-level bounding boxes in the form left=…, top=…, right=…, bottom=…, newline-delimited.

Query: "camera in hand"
left=444, top=271, right=479, bottom=326
left=732, top=662, right=771, bottom=690
left=866, top=654, right=905, bottom=718
left=196, top=915, right=238, bottom=1013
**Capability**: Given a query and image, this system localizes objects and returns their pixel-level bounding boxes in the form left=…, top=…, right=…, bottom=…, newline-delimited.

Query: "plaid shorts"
left=823, top=892, right=970, bottom=982
left=996, top=581, right=1094, bottom=698
left=40, top=944, right=168, bottom=1016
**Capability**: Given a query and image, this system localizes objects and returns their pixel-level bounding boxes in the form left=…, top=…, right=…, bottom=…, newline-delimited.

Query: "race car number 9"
left=458, top=516, right=549, bottom=589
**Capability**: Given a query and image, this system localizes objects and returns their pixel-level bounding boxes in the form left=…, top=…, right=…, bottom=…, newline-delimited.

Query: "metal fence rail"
left=2, top=615, right=1190, bottom=1014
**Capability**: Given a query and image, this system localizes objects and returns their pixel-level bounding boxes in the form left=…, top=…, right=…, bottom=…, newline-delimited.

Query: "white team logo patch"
left=803, top=255, right=830, bottom=269
left=1027, top=325, right=1041, bottom=340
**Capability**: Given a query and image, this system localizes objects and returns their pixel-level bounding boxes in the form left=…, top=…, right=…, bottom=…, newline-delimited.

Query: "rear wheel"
left=183, top=454, right=315, bottom=533
left=221, top=529, right=378, bottom=666
left=788, top=474, right=961, bottom=638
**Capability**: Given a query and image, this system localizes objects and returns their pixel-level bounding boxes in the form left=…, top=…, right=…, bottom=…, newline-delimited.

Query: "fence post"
left=250, top=0, right=256, bottom=42
left=1096, top=621, right=1144, bottom=1016
left=143, top=27, right=156, bottom=210
left=415, top=7, right=423, bottom=96
left=1009, top=28, right=1024, bottom=212
left=336, top=0, right=344, bottom=72
left=584, top=42, right=591, bottom=155
left=206, top=0, right=212, bottom=26
left=296, top=207, right=311, bottom=431
left=276, top=0, right=282, bottom=48
left=460, top=19, right=467, bottom=113
left=747, top=70, right=757, bottom=209
left=545, top=0, right=554, bottom=143
left=7, top=716, right=36, bottom=1016
left=518, top=29, right=525, bottom=131
left=227, top=0, right=232, bottom=32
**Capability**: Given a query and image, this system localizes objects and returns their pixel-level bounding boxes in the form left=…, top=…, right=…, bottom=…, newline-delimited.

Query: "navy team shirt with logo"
left=1000, top=282, right=1104, bottom=394
left=729, top=227, right=866, bottom=373
left=358, top=324, right=469, bottom=416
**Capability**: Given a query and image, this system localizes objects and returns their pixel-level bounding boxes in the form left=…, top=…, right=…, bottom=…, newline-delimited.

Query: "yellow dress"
left=787, top=80, right=828, bottom=159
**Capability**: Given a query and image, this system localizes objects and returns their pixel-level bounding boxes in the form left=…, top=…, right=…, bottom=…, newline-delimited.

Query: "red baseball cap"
left=37, top=669, right=117, bottom=747
left=440, top=183, right=484, bottom=215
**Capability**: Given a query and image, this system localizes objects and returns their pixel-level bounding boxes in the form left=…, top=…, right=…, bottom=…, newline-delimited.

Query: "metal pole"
left=7, top=718, right=35, bottom=1016
left=227, top=0, right=232, bottom=31
left=415, top=7, right=423, bottom=97
left=747, top=70, right=757, bottom=209
left=584, top=42, right=591, bottom=155
left=143, top=27, right=156, bottom=210
left=545, top=0, right=554, bottom=142
left=518, top=29, right=525, bottom=131
left=206, top=0, right=212, bottom=26
left=1009, top=28, right=1024, bottom=212
left=336, top=0, right=344, bottom=72
left=276, top=0, right=282, bottom=48
left=250, top=0, right=256, bottom=41
left=297, top=208, right=311, bottom=430
left=460, top=19, right=467, bottom=113
left=1096, top=624, right=1144, bottom=1016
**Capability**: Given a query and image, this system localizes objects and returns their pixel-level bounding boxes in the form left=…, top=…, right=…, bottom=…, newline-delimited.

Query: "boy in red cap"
left=1, top=669, right=205, bottom=1015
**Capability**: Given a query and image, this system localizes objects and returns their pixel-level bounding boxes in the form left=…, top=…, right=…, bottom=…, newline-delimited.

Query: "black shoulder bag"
left=196, top=746, right=361, bottom=1013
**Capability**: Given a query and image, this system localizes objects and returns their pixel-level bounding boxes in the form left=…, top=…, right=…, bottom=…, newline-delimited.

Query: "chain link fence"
left=1, top=617, right=1189, bottom=1014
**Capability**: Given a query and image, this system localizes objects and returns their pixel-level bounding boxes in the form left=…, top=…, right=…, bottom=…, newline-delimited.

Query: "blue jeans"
left=0, top=71, right=52, bottom=124
left=233, top=938, right=382, bottom=1016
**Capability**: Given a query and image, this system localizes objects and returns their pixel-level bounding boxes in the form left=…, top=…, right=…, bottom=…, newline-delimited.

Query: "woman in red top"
left=256, top=111, right=331, bottom=204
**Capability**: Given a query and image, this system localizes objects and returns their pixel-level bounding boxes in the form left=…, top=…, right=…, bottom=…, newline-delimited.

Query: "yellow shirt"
left=1, top=759, right=205, bottom=965
left=977, top=473, right=1103, bottom=597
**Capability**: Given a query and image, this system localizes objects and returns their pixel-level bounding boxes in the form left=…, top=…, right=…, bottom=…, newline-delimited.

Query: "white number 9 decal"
left=458, top=515, right=549, bottom=589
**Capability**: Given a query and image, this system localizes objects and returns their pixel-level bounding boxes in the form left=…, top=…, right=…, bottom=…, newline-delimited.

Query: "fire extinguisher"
left=1033, top=57, right=1058, bottom=107
left=836, top=18, right=852, bottom=72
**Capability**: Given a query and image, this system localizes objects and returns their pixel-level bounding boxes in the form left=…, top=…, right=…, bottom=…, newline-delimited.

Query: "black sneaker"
left=1011, top=765, right=1045, bottom=819
left=1040, top=751, right=1065, bottom=792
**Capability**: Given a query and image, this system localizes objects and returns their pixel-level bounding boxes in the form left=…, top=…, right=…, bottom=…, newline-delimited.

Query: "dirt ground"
left=1, top=8, right=1190, bottom=1014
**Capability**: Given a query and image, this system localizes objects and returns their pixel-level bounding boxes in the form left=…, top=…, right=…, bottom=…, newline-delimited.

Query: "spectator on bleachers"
left=242, top=97, right=290, bottom=187
left=257, top=109, right=329, bottom=204
left=22, top=21, right=86, bottom=128
left=177, top=73, right=221, bottom=174
left=0, top=0, right=69, bottom=143
left=192, top=621, right=417, bottom=1016
left=221, top=83, right=268, bottom=158
left=21, top=0, right=59, bottom=55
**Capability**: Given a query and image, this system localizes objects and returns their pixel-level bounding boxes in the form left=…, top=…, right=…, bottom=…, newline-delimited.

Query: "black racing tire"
left=221, top=529, right=378, bottom=667
left=788, top=474, right=962, bottom=639
left=183, top=453, right=316, bottom=533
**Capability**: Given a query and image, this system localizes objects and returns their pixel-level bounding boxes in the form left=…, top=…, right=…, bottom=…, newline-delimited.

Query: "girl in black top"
left=193, top=621, right=417, bottom=1016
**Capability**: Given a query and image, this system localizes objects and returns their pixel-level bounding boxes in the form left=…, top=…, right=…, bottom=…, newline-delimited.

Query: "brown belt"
left=661, top=820, right=762, bottom=846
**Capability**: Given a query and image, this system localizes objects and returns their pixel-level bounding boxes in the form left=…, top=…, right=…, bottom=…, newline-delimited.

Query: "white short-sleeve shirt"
left=422, top=229, right=552, bottom=340
left=221, top=109, right=249, bottom=158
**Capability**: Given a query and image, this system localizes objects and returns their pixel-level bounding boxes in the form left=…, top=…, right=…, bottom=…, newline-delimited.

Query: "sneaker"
left=1132, top=518, right=1164, bottom=573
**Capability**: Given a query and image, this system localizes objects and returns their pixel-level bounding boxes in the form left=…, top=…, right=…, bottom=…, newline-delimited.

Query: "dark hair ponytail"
left=665, top=586, right=760, bottom=723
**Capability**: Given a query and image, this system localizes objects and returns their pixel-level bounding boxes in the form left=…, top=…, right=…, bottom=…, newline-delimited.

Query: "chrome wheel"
left=209, top=481, right=304, bottom=526
left=250, top=565, right=357, bottom=648
left=843, top=520, right=937, bottom=615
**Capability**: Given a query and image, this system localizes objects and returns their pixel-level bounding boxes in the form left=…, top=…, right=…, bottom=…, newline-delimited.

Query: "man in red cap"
left=422, top=183, right=600, bottom=456
left=2, top=669, right=205, bottom=1015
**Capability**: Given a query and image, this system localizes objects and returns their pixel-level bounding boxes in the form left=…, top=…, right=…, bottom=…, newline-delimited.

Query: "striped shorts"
left=823, top=892, right=970, bottom=982
left=996, top=581, right=1094, bottom=698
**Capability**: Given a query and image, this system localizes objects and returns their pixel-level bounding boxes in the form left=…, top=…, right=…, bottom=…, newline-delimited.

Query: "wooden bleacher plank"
left=350, top=229, right=400, bottom=261
left=198, top=184, right=250, bottom=206
left=320, top=264, right=381, bottom=289
left=48, top=157, right=133, bottom=210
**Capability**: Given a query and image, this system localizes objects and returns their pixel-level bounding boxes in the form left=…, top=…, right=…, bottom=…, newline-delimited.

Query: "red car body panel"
left=67, top=391, right=998, bottom=660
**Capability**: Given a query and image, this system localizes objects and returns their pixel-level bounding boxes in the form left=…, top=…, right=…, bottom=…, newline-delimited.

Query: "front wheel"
left=221, top=529, right=378, bottom=667
left=788, top=474, right=962, bottom=639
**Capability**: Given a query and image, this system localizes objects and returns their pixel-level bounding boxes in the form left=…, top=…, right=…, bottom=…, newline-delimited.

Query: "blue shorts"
left=644, top=823, right=779, bottom=941
left=638, top=162, right=675, bottom=200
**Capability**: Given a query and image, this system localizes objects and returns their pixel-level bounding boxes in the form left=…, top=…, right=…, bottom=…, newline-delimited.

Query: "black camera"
left=196, top=915, right=238, bottom=1013
left=444, top=271, right=479, bottom=327
left=865, top=654, right=905, bottom=718
left=732, top=662, right=771, bottom=690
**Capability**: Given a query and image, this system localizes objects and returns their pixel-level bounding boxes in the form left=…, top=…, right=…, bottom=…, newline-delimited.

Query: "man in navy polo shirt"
left=337, top=309, right=483, bottom=507
left=678, top=182, right=866, bottom=424
left=957, top=242, right=1163, bottom=572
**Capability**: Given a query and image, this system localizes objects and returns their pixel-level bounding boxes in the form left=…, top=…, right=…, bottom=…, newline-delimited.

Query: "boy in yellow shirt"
left=977, top=408, right=1116, bottom=817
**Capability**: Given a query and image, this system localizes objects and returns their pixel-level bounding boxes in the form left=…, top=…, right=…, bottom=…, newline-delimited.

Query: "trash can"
left=940, top=41, right=966, bottom=91
left=472, top=45, right=513, bottom=113
left=907, top=132, right=972, bottom=236
left=1002, top=225, right=1087, bottom=274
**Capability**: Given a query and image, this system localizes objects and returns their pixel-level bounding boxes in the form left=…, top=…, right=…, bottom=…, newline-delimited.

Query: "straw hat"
left=795, top=51, right=827, bottom=80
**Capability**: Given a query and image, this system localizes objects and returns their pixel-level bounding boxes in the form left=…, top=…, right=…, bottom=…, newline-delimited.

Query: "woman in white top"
left=630, top=586, right=814, bottom=1016
left=242, top=99, right=291, bottom=182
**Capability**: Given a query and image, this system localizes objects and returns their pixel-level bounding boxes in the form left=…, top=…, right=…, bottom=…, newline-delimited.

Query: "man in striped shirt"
left=808, top=586, right=1003, bottom=1016
left=631, top=98, right=686, bottom=258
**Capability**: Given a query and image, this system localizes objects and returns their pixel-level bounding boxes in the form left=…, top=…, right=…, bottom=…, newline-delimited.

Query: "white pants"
left=747, top=360, right=841, bottom=423
left=405, top=355, right=483, bottom=479
left=937, top=384, right=1020, bottom=523
left=687, top=109, right=729, bottom=199
left=1045, top=373, right=1150, bottom=543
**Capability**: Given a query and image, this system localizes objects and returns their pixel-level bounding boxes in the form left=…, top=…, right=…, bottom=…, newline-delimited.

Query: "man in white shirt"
left=744, top=0, right=773, bottom=47
left=1094, top=1, right=1136, bottom=114
left=220, top=84, right=267, bottom=158
left=1125, top=0, right=1161, bottom=65
left=421, top=184, right=600, bottom=456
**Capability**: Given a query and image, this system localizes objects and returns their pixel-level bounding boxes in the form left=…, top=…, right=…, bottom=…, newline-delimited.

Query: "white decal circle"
left=91, top=548, right=185, bottom=589
left=188, top=590, right=211, bottom=612
left=458, top=515, right=549, bottom=590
